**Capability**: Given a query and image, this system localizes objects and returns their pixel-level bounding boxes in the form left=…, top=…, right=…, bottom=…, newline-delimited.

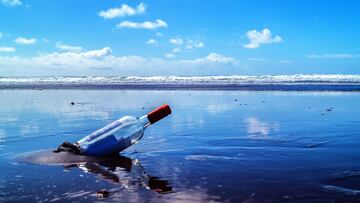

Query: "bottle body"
left=75, top=104, right=171, bottom=156
left=77, top=115, right=149, bottom=156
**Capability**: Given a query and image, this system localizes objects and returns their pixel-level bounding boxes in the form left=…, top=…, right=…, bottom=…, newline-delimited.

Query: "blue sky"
left=0, top=0, right=359, bottom=76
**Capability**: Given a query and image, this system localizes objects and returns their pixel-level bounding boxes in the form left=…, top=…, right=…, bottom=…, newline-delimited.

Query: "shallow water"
left=1, top=90, right=360, bottom=202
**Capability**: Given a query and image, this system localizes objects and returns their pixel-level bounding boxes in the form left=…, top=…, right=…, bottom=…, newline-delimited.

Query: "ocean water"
left=0, top=89, right=360, bottom=202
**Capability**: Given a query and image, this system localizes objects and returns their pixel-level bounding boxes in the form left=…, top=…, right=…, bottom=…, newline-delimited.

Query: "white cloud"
left=0, top=46, right=16, bottom=52
left=168, top=38, right=204, bottom=50
left=182, top=52, right=237, bottom=64
left=0, top=47, right=114, bottom=71
left=155, top=32, right=163, bottom=37
left=1, top=0, right=21, bottom=7
left=204, top=53, right=235, bottom=63
left=193, top=41, right=204, bottom=48
left=172, top=48, right=181, bottom=53
left=186, top=44, right=193, bottom=49
left=306, top=54, right=358, bottom=59
left=244, top=28, right=282, bottom=49
left=165, top=53, right=175, bottom=58
left=0, top=48, right=240, bottom=76
left=169, top=37, right=183, bottom=45
left=55, top=42, right=83, bottom=52
left=145, top=39, right=158, bottom=46
left=14, top=37, right=36, bottom=45
left=117, top=19, right=167, bottom=30
left=78, top=47, right=112, bottom=58
left=42, top=38, right=50, bottom=43
left=185, top=39, right=204, bottom=49
left=98, top=2, right=146, bottom=19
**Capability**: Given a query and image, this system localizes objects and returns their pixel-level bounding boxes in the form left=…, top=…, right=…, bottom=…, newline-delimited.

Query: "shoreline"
left=1, top=83, right=360, bottom=91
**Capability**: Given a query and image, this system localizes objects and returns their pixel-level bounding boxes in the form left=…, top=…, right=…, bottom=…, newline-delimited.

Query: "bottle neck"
left=139, top=115, right=151, bottom=128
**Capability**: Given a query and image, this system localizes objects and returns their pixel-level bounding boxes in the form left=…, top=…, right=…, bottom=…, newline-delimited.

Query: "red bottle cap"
left=147, top=104, right=172, bottom=124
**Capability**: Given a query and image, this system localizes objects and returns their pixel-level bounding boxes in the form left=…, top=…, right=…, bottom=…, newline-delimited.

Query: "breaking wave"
left=1, top=75, right=360, bottom=90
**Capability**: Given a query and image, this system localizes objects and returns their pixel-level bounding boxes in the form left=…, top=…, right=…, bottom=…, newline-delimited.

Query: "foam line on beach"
left=1, top=75, right=360, bottom=91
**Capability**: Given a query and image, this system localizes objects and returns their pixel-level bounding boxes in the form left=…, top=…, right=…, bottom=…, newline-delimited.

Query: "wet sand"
left=0, top=90, right=360, bottom=202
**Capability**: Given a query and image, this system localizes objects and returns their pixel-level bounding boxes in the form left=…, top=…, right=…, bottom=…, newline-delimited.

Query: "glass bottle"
left=75, top=104, right=171, bottom=156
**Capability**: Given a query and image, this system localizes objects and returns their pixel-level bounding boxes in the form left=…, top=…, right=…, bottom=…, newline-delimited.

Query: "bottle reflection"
left=64, top=154, right=172, bottom=194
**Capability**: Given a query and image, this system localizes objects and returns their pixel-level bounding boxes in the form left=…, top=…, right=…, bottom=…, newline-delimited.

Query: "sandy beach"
left=0, top=89, right=360, bottom=202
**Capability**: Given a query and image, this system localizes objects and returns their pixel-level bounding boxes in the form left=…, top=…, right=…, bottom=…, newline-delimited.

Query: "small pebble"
left=70, top=102, right=75, bottom=105
left=326, top=107, right=333, bottom=112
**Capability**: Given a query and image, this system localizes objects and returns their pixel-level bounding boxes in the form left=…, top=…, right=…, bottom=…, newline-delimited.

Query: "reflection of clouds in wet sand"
left=56, top=110, right=111, bottom=129
left=0, top=129, right=5, bottom=143
left=20, top=124, right=40, bottom=136
left=0, top=117, right=18, bottom=123
left=206, top=103, right=233, bottom=113
left=90, top=187, right=221, bottom=203
left=164, top=187, right=221, bottom=203
left=245, top=117, right=279, bottom=138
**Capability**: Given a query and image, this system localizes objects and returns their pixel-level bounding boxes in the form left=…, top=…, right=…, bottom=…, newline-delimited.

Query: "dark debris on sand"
left=326, top=107, right=334, bottom=112
left=97, top=189, right=110, bottom=198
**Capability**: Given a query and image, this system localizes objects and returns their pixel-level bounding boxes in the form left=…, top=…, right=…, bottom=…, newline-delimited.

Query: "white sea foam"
left=185, top=155, right=237, bottom=161
left=323, top=185, right=360, bottom=195
left=1, top=74, right=360, bottom=85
